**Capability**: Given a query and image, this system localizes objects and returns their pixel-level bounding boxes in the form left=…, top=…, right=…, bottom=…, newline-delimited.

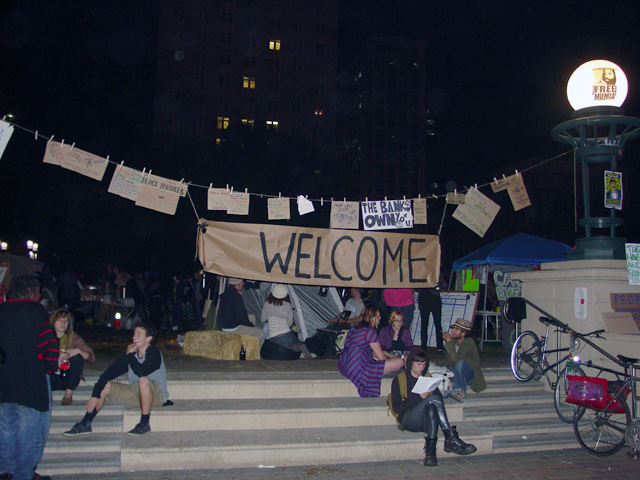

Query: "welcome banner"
left=198, top=220, right=440, bottom=288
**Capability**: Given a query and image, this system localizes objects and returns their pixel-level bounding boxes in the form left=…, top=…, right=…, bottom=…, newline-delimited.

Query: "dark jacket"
left=217, top=286, right=251, bottom=329
left=0, top=299, right=59, bottom=411
left=390, top=348, right=430, bottom=426
left=441, top=337, right=486, bottom=392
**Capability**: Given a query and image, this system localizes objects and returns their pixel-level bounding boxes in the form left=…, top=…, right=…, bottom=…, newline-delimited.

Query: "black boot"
left=443, top=426, right=477, bottom=455
left=423, top=437, right=438, bottom=466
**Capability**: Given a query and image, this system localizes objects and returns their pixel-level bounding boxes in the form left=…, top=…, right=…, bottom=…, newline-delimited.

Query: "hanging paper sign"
left=445, top=192, right=465, bottom=205
left=330, top=201, right=359, bottom=229
left=413, top=198, right=427, bottom=224
left=491, top=177, right=510, bottom=193
left=452, top=187, right=500, bottom=238
left=208, top=187, right=229, bottom=211
left=268, top=197, right=291, bottom=220
left=604, top=170, right=622, bottom=210
left=625, top=243, right=640, bottom=286
left=43, top=141, right=108, bottom=181
left=506, top=174, right=531, bottom=211
left=297, top=195, right=315, bottom=216
left=361, top=199, right=413, bottom=231
left=108, top=165, right=143, bottom=201
left=228, top=191, right=250, bottom=215
left=0, top=120, right=15, bottom=161
left=135, top=173, right=182, bottom=215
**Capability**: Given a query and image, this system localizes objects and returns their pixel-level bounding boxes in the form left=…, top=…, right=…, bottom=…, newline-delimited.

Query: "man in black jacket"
left=0, top=276, right=59, bottom=480
left=63, top=322, right=170, bottom=437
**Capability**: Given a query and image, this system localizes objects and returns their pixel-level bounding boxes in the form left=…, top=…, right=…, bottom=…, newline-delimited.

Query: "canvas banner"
left=197, top=220, right=440, bottom=288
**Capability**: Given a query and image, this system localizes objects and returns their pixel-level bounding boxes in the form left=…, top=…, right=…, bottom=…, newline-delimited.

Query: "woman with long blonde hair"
left=49, top=309, right=96, bottom=405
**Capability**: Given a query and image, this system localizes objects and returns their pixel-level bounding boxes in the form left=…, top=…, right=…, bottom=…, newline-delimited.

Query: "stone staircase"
left=39, top=366, right=578, bottom=476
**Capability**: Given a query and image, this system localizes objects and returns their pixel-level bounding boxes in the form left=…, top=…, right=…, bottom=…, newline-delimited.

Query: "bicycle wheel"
left=553, top=365, right=586, bottom=423
left=510, top=331, right=541, bottom=382
left=574, top=396, right=630, bottom=456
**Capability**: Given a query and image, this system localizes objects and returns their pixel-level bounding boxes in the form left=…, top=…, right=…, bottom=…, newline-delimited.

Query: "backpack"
left=386, top=372, right=407, bottom=429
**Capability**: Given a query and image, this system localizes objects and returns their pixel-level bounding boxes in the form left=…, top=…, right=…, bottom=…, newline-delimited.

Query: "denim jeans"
left=0, top=399, right=51, bottom=480
left=452, top=360, right=474, bottom=393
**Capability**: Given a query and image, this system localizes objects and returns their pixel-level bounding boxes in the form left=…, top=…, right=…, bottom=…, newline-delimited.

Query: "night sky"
left=1, top=0, right=640, bottom=278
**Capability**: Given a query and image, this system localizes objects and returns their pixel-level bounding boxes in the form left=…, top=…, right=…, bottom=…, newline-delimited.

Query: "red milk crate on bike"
left=565, top=375, right=607, bottom=409
left=566, top=376, right=631, bottom=412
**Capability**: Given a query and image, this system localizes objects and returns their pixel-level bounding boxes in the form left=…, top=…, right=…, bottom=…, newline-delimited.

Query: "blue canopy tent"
left=450, top=233, right=571, bottom=348
left=451, top=233, right=572, bottom=270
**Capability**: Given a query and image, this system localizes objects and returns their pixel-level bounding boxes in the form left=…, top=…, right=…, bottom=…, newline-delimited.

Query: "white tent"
left=216, top=278, right=344, bottom=341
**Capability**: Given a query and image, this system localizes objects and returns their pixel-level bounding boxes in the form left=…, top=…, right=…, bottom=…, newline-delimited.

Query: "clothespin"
left=365, top=197, right=368, bottom=202
left=403, top=195, right=406, bottom=201
left=454, top=189, right=457, bottom=195
left=245, top=188, right=248, bottom=194
left=321, top=198, right=324, bottom=206
left=142, top=168, right=146, bottom=175
left=209, top=183, right=213, bottom=189
left=418, top=194, right=421, bottom=199
left=503, top=174, right=507, bottom=180
left=432, top=194, right=438, bottom=199
left=515, top=170, right=520, bottom=177
left=279, top=192, right=281, bottom=198
left=474, top=184, right=478, bottom=189
left=34, top=130, right=38, bottom=140
left=180, top=178, right=184, bottom=183
left=70, top=142, right=75, bottom=150
left=493, top=177, right=498, bottom=184
left=230, top=186, right=234, bottom=194
left=49, top=135, right=54, bottom=142
left=343, top=198, right=346, bottom=202
left=61, top=139, right=64, bottom=147
left=118, top=161, right=122, bottom=171
left=148, top=170, right=152, bottom=176
left=384, top=196, right=387, bottom=201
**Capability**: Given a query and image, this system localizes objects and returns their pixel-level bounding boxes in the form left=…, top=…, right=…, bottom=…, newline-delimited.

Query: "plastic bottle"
left=239, top=345, right=246, bottom=360
left=59, top=349, right=70, bottom=378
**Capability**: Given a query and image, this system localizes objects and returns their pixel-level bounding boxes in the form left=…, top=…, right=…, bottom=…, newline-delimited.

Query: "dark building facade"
left=340, top=34, right=434, bottom=200
left=152, top=0, right=338, bottom=161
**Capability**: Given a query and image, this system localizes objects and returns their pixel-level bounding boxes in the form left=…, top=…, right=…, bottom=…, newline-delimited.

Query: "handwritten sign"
left=491, top=177, right=510, bottom=193
left=610, top=292, right=640, bottom=325
left=198, top=220, right=440, bottom=288
left=361, top=199, right=413, bottom=231
left=228, top=191, right=250, bottom=215
left=506, top=174, right=531, bottom=211
left=135, top=173, right=182, bottom=215
left=43, top=141, right=108, bottom=181
left=445, top=192, right=465, bottom=205
left=493, top=271, right=522, bottom=301
left=208, top=187, right=229, bottom=211
left=0, top=120, right=14, bottom=161
left=413, top=198, right=427, bottom=224
left=268, top=197, right=290, bottom=220
left=108, top=165, right=143, bottom=201
left=452, top=188, right=500, bottom=238
left=330, top=201, right=359, bottom=229
left=626, top=243, right=640, bottom=285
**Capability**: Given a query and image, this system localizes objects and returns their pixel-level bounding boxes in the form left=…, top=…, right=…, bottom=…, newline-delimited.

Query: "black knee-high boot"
left=423, top=437, right=438, bottom=466
left=443, top=425, right=477, bottom=455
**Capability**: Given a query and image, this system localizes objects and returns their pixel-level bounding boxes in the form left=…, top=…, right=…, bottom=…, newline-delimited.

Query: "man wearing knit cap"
left=217, top=277, right=265, bottom=348
left=441, top=318, right=485, bottom=402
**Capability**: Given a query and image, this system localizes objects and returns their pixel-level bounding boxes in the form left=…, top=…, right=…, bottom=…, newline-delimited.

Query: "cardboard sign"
left=268, top=197, right=291, bottom=220
left=506, top=174, right=531, bottom=211
left=452, top=188, right=500, bottom=238
left=108, top=165, right=143, bottom=201
left=135, top=173, right=183, bottom=215
left=602, top=312, right=640, bottom=334
left=413, top=198, right=427, bottom=225
left=330, top=201, right=359, bottom=229
left=43, top=141, right=108, bottom=181
left=610, top=292, right=640, bottom=324
left=197, top=220, right=440, bottom=288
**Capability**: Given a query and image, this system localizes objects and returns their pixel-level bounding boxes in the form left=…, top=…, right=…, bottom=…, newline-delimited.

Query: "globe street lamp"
left=552, top=60, right=640, bottom=259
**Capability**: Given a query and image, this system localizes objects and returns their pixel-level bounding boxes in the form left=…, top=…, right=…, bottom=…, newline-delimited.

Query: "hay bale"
left=183, top=330, right=260, bottom=360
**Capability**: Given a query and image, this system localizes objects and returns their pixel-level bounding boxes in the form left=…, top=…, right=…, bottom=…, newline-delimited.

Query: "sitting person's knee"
left=138, top=376, right=151, bottom=388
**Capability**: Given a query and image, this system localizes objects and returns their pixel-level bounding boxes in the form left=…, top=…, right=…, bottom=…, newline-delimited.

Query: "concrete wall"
left=511, top=260, right=640, bottom=376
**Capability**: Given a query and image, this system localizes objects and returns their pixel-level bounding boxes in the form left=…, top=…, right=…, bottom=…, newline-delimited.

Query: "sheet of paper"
left=0, top=120, right=14, bottom=161
left=413, top=198, right=427, bottom=224
left=330, top=201, right=359, bottom=229
left=452, top=187, right=500, bottom=238
left=227, top=191, right=250, bottom=215
left=108, top=165, right=143, bottom=201
left=506, top=174, right=531, bottom=211
left=297, top=195, right=315, bottom=215
left=208, top=187, right=229, bottom=211
left=268, top=197, right=291, bottom=220
left=411, top=376, right=444, bottom=394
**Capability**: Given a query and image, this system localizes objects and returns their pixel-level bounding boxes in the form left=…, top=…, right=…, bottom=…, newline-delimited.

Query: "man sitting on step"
left=440, top=318, right=486, bottom=402
left=63, top=322, right=171, bottom=437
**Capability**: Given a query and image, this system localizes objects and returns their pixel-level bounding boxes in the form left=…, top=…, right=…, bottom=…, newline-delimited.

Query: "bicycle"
left=502, top=297, right=605, bottom=423
left=571, top=355, right=640, bottom=457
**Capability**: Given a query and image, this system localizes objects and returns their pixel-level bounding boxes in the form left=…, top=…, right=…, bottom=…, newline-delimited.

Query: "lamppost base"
left=565, top=236, right=627, bottom=260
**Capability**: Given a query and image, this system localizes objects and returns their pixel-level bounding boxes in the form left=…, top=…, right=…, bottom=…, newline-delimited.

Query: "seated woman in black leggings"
left=390, top=348, right=476, bottom=466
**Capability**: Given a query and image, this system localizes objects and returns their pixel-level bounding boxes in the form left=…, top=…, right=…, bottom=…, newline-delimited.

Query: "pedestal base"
left=565, top=236, right=626, bottom=260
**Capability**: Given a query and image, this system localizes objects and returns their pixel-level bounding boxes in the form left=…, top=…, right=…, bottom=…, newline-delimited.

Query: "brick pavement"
left=61, top=448, right=639, bottom=480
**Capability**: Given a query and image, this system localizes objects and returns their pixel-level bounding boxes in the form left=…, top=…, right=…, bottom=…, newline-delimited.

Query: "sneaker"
left=33, top=473, right=53, bottom=480
left=63, top=422, right=92, bottom=436
left=451, top=390, right=465, bottom=403
left=127, top=423, right=151, bottom=436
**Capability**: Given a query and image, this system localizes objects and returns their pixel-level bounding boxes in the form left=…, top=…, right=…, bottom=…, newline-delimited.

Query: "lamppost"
left=552, top=60, right=640, bottom=260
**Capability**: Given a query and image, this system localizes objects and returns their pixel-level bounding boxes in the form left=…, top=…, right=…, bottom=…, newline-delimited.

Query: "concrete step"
left=38, top=451, right=120, bottom=476
left=50, top=413, right=123, bottom=435
left=120, top=397, right=464, bottom=431
left=119, top=424, right=493, bottom=471
left=492, top=430, right=578, bottom=453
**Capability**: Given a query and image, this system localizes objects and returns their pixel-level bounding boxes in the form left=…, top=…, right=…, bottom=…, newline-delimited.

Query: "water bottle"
left=566, top=356, right=574, bottom=373
left=239, top=345, right=246, bottom=361
left=59, top=350, right=70, bottom=378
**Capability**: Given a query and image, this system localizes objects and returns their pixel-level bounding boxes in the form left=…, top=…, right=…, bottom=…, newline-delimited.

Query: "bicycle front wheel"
left=554, top=365, right=586, bottom=423
left=574, top=397, right=630, bottom=456
left=510, top=331, right=541, bottom=382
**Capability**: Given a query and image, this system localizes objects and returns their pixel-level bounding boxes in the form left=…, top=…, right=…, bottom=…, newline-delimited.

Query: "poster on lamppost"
left=361, top=199, right=413, bottom=231
left=604, top=170, right=623, bottom=210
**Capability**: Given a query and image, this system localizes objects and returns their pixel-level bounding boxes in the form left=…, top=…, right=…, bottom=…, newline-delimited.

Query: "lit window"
left=269, top=39, right=281, bottom=50
left=217, top=117, right=229, bottom=129
left=243, top=76, right=256, bottom=89
left=241, top=119, right=255, bottom=128
left=266, top=120, right=279, bottom=130
left=314, top=109, right=324, bottom=116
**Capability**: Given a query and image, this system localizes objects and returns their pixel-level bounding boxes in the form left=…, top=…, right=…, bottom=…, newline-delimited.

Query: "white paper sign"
left=330, top=201, right=359, bottom=229
left=43, top=141, right=108, bottom=181
left=0, top=120, right=14, bottom=161
left=208, top=187, right=229, bottom=211
left=268, top=197, right=291, bottom=220
left=135, top=173, right=182, bottom=215
left=361, top=199, right=413, bottom=231
left=228, top=191, right=250, bottom=215
left=297, top=195, right=315, bottom=215
left=625, top=243, right=640, bottom=285
left=108, top=165, right=143, bottom=201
